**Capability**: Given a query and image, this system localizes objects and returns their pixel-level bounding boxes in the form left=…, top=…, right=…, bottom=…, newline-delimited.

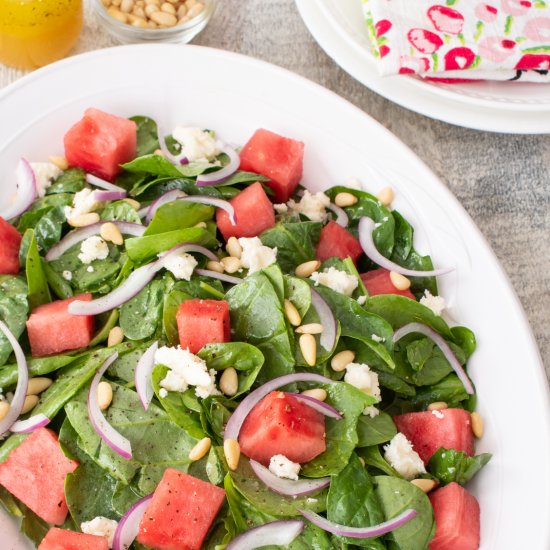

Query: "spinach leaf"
left=0, top=485, right=22, bottom=517
left=215, top=171, right=270, bottom=187
left=131, top=115, right=160, bottom=156
left=357, top=446, right=400, bottom=478
left=17, top=205, right=67, bottom=253
left=43, top=260, right=73, bottom=299
left=100, top=200, right=143, bottom=223
left=25, top=229, right=51, bottom=310
left=0, top=275, right=28, bottom=366
left=90, top=310, right=119, bottom=347
left=144, top=200, right=214, bottom=236
left=450, top=326, right=477, bottom=360
left=200, top=396, right=235, bottom=444
left=111, top=481, right=143, bottom=517
left=284, top=275, right=312, bottom=318
left=122, top=154, right=186, bottom=178
left=410, top=374, right=471, bottom=410
left=19, top=504, right=51, bottom=545
left=357, top=412, right=397, bottom=447
left=47, top=168, right=86, bottom=195
left=107, top=342, right=151, bottom=383
left=163, top=288, right=191, bottom=346
left=428, top=448, right=492, bottom=486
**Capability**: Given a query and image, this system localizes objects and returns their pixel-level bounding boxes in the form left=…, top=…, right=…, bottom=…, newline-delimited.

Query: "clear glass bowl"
left=93, top=0, right=214, bottom=44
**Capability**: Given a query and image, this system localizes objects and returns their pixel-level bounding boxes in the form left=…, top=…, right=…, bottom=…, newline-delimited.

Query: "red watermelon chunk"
left=177, top=299, right=230, bottom=354
left=137, top=469, right=225, bottom=550
left=239, top=391, right=326, bottom=465
left=239, top=129, right=304, bottom=202
left=216, top=181, right=275, bottom=241
left=361, top=268, right=416, bottom=300
left=64, top=107, right=137, bottom=181
left=0, top=428, right=79, bottom=525
left=0, top=217, right=22, bottom=274
left=394, top=409, right=474, bottom=464
left=316, top=221, right=363, bottom=264
left=38, top=528, right=109, bottom=550
left=26, top=293, right=94, bottom=356
left=429, top=482, right=480, bottom=550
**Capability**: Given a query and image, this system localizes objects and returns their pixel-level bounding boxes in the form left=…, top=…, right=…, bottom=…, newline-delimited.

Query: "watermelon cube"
left=64, top=108, right=137, bottom=181
left=26, top=293, right=94, bottom=356
left=137, top=469, right=225, bottom=550
left=239, top=391, right=326, bottom=465
left=216, top=181, right=275, bottom=241
left=0, top=428, right=79, bottom=525
left=239, top=129, right=305, bottom=202
left=361, top=268, right=416, bottom=300
left=38, top=528, right=109, bottom=550
left=177, top=299, right=231, bottom=354
left=0, top=217, right=22, bottom=274
left=394, top=409, right=474, bottom=464
left=429, top=482, right=481, bottom=550
left=316, top=221, right=363, bottom=264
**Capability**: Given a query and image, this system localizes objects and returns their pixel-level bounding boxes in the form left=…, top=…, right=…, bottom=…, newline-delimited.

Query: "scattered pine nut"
left=100, top=222, right=124, bottom=245
left=334, top=192, right=358, bottom=207
left=149, top=10, right=177, bottom=25
left=295, top=260, right=321, bottom=278
left=427, top=401, right=448, bottom=411
left=284, top=300, right=302, bottom=327
left=48, top=156, right=69, bottom=170
left=206, top=260, right=224, bottom=273
left=358, top=456, right=365, bottom=467
left=389, top=271, right=411, bottom=291
left=471, top=412, right=484, bottom=438
left=0, top=401, right=10, bottom=422
left=411, top=478, right=438, bottom=493
left=299, top=333, right=317, bottom=367
left=123, top=198, right=140, bottom=210
left=220, top=367, right=239, bottom=397
left=224, top=439, right=240, bottom=471
left=221, top=256, right=241, bottom=274
left=296, top=323, right=324, bottom=335
left=97, top=381, right=113, bottom=411
left=108, top=326, right=124, bottom=347
left=21, top=395, right=39, bottom=415
left=331, top=350, right=355, bottom=372
left=68, top=213, right=100, bottom=227
left=301, top=388, right=327, bottom=402
left=189, top=437, right=211, bottom=461
left=26, top=378, right=53, bottom=396
left=377, top=186, right=394, bottom=207
left=225, top=237, right=242, bottom=259
left=107, top=6, right=128, bottom=23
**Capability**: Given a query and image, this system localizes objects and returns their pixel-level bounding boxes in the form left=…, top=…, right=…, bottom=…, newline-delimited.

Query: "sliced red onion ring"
left=195, top=268, right=242, bottom=285
left=0, top=320, right=29, bottom=436
left=327, top=202, right=349, bottom=227
left=293, top=394, right=343, bottom=419
left=250, top=460, right=331, bottom=496
left=226, top=520, right=304, bottom=550
left=156, top=124, right=186, bottom=165
left=45, top=221, right=145, bottom=261
left=310, top=288, right=337, bottom=352
left=196, top=143, right=240, bottom=186
left=0, top=159, right=37, bottom=221
left=145, top=190, right=187, bottom=224
left=88, top=352, right=132, bottom=459
left=224, top=373, right=333, bottom=442
left=135, top=341, right=158, bottom=411
left=358, top=217, right=454, bottom=277
left=86, top=173, right=126, bottom=194
left=93, top=190, right=127, bottom=201
left=112, top=493, right=153, bottom=550
left=299, top=508, right=416, bottom=539
left=393, top=322, right=475, bottom=395
left=10, top=414, right=50, bottom=434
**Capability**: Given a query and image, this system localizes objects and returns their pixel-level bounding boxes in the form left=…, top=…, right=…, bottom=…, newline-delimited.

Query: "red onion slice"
left=0, top=159, right=37, bottom=221
left=250, top=460, right=331, bottom=496
left=293, top=394, right=343, bottom=419
left=10, top=414, right=50, bottom=434
left=88, top=352, right=132, bottom=459
left=86, top=173, right=127, bottom=194
left=112, top=493, right=153, bottom=550
left=45, top=221, right=145, bottom=261
left=226, top=520, right=304, bottom=550
left=224, top=373, right=333, bottom=442
left=327, top=202, right=349, bottom=227
left=393, top=322, right=475, bottom=395
left=299, top=508, right=417, bottom=539
left=358, top=217, right=453, bottom=277
left=310, top=288, right=337, bottom=352
left=156, top=124, right=186, bottom=165
left=93, top=190, right=127, bottom=201
left=0, top=320, right=29, bottom=436
left=195, top=268, right=242, bottom=285
left=196, top=143, right=240, bottom=186
left=135, top=341, right=158, bottom=411
left=145, top=190, right=187, bottom=224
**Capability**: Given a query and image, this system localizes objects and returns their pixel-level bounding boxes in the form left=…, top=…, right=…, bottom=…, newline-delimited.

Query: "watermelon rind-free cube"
left=316, top=221, right=363, bottom=265
left=0, top=217, right=22, bottom=274
left=361, top=268, right=416, bottom=300
left=38, top=528, right=109, bottom=550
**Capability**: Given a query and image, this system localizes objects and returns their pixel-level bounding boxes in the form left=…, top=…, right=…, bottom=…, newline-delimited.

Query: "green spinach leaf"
left=131, top=115, right=160, bottom=156
left=428, top=448, right=491, bottom=486
left=25, top=229, right=51, bottom=310
left=0, top=275, right=28, bottom=367
left=144, top=200, right=214, bottom=236
left=46, top=167, right=86, bottom=195
left=357, top=412, right=397, bottom=447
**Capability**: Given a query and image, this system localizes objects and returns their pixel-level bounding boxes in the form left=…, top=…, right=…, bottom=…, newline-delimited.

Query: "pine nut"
left=21, top=395, right=39, bottom=415
left=145, top=4, right=157, bottom=16
left=301, top=388, right=327, bottom=401
left=160, top=2, right=176, bottom=14
left=107, top=6, right=128, bottom=23
left=389, top=271, right=411, bottom=291
left=100, top=222, right=124, bottom=246
left=225, top=237, right=242, bottom=259
left=112, top=0, right=122, bottom=5
left=150, top=10, right=177, bottom=25
left=283, top=299, right=302, bottom=327
left=206, top=260, right=224, bottom=274
left=132, top=6, right=146, bottom=18
left=0, top=401, right=10, bottom=422
left=26, top=378, right=52, bottom=396
left=189, top=437, right=211, bottom=461
left=296, top=323, right=323, bottom=335
left=427, top=401, right=448, bottom=411
left=97, top=382, right=113, bottom=411
left=187, top=2, right=204, bottom=17
left=194, top=221, right=207, bottom=229
left=123, top=198, right=140, bottom=209
left=221, top=256, right=241, bottom=274
left=120, top=0, right=134, bottom=12
left=224, top=439, right=240, bottom=471
left=177, top=3, right=188, bottom=16
left=220, top=367, right=238, bottom=397
left=377, top=186, right=394, bottom=207
left=331, top=350, right=355, bottom=372
left=471, top=412, right=484, bottom=438
left=186, top=0, right=197, bottom=7
left=68, top=213, right=100, bottom=228
left=358, top=456, right=365, bottom=467
left=48, top=156, right=69, bottom=170
left=178, top=15, right=190, bottom=24
left=131, top=16, right=148, bottom=27
left=334, top=192, right=358, bottom=207
left=300, top=334, right=317, bottom=367
left=411, top=478, right=438, bottom=493
left=295, top=260, right=321, bottom=278
left=108, top=326, right=124, bottom=347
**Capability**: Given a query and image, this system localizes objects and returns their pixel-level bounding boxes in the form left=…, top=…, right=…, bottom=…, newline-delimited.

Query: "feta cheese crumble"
left=420, top=290, right=446, bottom=316
left=371, top=334, right=385, bottom=343
left=269, top=454, right=301, bottom=480
left=171, top=127, right=221, bottom=163
left=155, top=345, right=219, bottom=399
left=159, top=388, right=168, bottom=398
left=344, top=362, right=381, bottom=417
left=78, top=236, right=109, bottom=264
left=273, top=203, right=289, bottom=214
left=86, top=266, right=95, bottom=273
left=62, top=270, right=73, bottom=281
left=431, top=409, right=445, bottom=419
left=64, top=188, right=101, bottom=221
left=357, top=295, right=367, bottom=306
left=81, top=517, right=118, bottom=547
left=162, top=251, right=197, bottom=281
left=238, top=237, right=277, bottom=274
left=310, top=267, right=358, bottom=297
left=30, top=162, right=61, bottom=197
left=383, top=433, right=426, bottom=480
left=286, top=190, right=330, bottom=222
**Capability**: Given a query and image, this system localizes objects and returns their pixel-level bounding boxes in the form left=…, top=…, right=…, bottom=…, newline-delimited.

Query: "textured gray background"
left=1, top=0, right=549, bottom=377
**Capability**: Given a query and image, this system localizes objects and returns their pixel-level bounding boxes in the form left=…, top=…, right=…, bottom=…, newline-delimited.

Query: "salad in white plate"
left=0, top=108, right=489, bottom=550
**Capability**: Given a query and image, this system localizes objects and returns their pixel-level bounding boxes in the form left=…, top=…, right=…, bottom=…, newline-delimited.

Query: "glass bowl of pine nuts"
left=94, top=0, right=214, bottom=43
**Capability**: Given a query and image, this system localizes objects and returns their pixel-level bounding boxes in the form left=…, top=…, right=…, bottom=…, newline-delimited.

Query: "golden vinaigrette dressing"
left=0, top=0, right=83, bottom=69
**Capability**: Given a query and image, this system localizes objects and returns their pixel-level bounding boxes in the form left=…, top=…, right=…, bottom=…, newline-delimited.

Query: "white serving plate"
left=0, top=44, right=549, bottom=549
left=296, top=0, right=550, bottom=134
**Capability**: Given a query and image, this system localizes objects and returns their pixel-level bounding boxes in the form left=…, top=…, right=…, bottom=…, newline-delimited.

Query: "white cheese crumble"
left=62, top=270, right=73, bottom=281
left=383, top=433, right=426, bottom=480
left=86, top=266, right=95, bottom=273
left=269, top=454, right=301, bottom=480
left=420, top=290, right=446, bottom=316
left=431, top=409, right=445, bottom=419
left=155, top=345, right=219, bottom=399
left=286, top=190, right=330, bottom=222
left=64, top=188, right=101, bottom=220
left=159, top=388, right=168, bottom=398
left=273, top=203, right=289, bottom=214
left=238, top=237, right=277, bottom=274
left=78, top=236, right=109, bottom=265
left=30, top=162, right=61, bottom=197
left=310, top=267, right=358, bottom=297
left=81, top=517, right=118, bottom=547
left=357, top=295, right=367, bottom=306
left=171, top=127, right=220, bottom=163
left=163, top=251, right=197, bottom=281
left=344, top=362, right=381, bottom=417
left=371, top=334, right=385, bottom=343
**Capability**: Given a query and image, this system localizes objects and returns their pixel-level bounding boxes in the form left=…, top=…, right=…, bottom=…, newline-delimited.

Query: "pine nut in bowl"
left=93, top=0, right=215, bottom=44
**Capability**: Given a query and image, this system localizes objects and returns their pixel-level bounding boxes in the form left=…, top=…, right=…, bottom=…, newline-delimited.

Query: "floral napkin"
left=362, top=0, right=550, bottom=82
